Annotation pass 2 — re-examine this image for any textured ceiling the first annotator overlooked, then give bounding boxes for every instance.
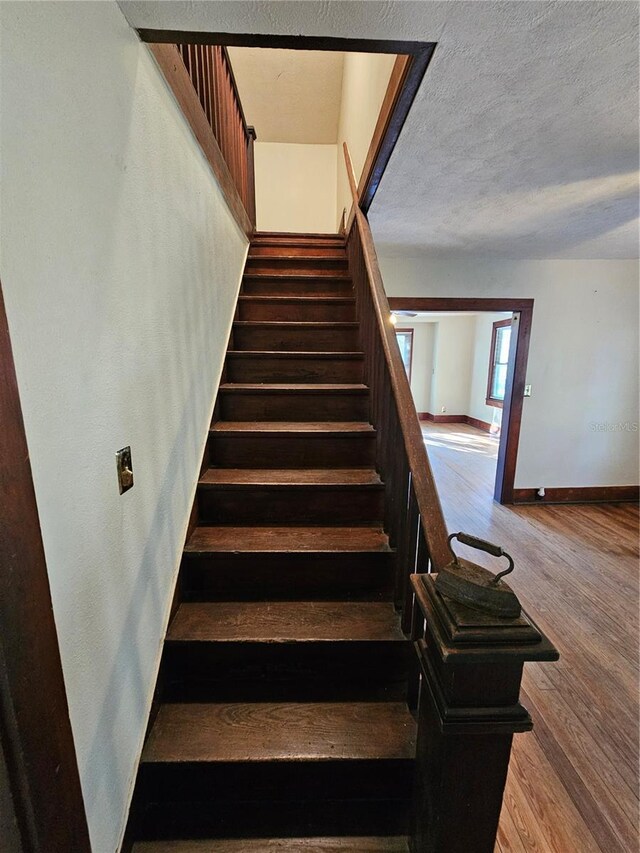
[120,1,640,258]
[227,48,344,143]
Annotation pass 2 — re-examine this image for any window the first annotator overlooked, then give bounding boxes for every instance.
[395,329,414,380]
[486,319,512,407]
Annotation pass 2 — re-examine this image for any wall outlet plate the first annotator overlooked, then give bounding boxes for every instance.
[116,446,134,494]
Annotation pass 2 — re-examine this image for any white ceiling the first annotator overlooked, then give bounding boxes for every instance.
[227,48,344,144]
[120,1,640,259]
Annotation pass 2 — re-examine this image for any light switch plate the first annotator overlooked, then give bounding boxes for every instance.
[524,384,532,397]
[116,446,134,494]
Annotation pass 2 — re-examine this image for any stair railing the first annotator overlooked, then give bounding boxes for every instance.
[342,143,450,631]
[343,142,558,853]
[177,44,256,228]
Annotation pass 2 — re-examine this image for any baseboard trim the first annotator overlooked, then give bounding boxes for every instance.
[513,486,640,505]
[465,415,493,433]
[419,413,493,433]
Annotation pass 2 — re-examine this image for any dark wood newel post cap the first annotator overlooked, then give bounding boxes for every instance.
[411,573,559,734]
[412,573,559,666]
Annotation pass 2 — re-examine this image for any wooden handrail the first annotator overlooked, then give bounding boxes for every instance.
[343,143,450,579]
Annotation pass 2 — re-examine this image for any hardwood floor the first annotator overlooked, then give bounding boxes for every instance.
[421,423,639,853]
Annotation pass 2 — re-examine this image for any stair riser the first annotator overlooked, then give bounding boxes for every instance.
[181,552,395,601]
[238,300,356,322]
[161,642,411,702]
[226,356,363,384]
[133,796,410,841]
[232,326,359,351]
[249,245,346,258]
[197,486,385,524]
[246,259,348,276]
[219,391,369,422]
[208,434,376,468]
[136,760,413,808]
[242,277,353,296]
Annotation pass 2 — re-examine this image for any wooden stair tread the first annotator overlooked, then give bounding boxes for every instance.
[253,231,343,239]
[233,322,358,328]
[211,421,374,433]
[185,526,391,554]
[133,838,409,852]
[247,255,346,262]
[219,383,368,393]
[199,469,382,487]
[142,701,416,763]
[238,296,355,303]
[226,351,364,359]
[167,602,404,643]
[244,273,349,280]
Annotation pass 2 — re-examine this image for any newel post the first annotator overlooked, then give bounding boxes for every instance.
[246,125,257,230]
[409,574,558,853]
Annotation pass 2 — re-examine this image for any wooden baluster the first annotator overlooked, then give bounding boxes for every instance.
[395,470,416,611]
[201,44,211,127]
[212,47,222,147]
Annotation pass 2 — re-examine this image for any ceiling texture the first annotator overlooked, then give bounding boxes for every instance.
[121,1,639,259]
[227,47,344,143]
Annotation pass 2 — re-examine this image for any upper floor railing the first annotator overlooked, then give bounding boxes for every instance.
[176,44,256,229]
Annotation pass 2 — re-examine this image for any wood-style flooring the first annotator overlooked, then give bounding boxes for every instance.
[421,422,639,853]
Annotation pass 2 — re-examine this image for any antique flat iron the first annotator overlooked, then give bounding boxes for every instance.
[435,531,521,618]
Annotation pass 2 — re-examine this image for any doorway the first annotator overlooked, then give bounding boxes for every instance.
[388,297,534,504]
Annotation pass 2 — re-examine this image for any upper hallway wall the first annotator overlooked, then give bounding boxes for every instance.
[255,142,338,232]
[0,3,248,851]
[336,52,396,226]
[378,255,639,490]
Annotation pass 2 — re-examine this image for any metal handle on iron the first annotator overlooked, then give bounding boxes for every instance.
[447,531,515,584]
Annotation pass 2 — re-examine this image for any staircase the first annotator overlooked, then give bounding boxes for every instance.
[129,232,415,852]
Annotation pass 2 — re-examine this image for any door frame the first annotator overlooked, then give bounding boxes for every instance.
[0,280,91,851]
[388,296,534,504]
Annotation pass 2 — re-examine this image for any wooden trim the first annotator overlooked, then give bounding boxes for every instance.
[344,144,450,570]
[466,415,493,433]
[357,55,410,206]
[419,413,494,433]
[389,297,534,313]
[421,413,466,424]
[148,43,252,237]
[359,48,434,213]
[388,297,534,505]
[394,326,414,381]
[497,308,532,504]
[0,280,91,852]
[138,31,434,55]
[513,486,639,504]
[486,318,511,408]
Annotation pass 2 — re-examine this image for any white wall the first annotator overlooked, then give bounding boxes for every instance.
[0,4,249,852]
[336,52,396,226]
[468,312,512,427]
[254,142,337,233]
[397,321,435,414]
[379,255,639,489]
[429,315,476,416]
